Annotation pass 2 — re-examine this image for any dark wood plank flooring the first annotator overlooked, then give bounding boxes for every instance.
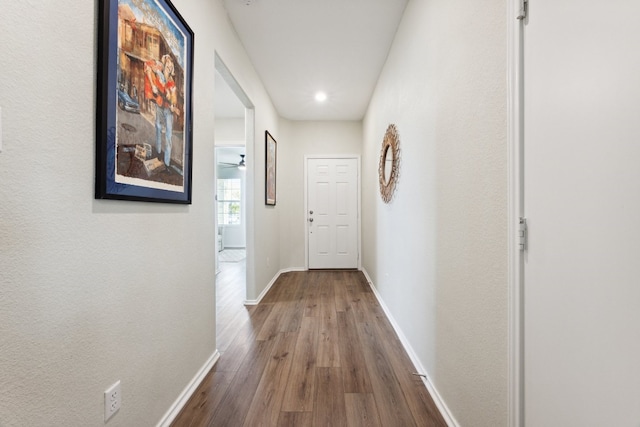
[172,266,446,427]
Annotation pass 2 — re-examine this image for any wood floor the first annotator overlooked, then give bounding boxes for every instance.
[172,263,446,427]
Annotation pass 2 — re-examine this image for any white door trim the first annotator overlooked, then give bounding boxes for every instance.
[304,155,361,270]
[507,1,524,426]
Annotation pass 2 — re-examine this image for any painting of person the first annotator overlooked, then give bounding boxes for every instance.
[144,54,180,170]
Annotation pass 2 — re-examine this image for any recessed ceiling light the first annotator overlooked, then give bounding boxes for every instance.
[315,92,327,102]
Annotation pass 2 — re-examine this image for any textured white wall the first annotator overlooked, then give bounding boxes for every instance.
[278,120,362,269]
[0,0,279,425]
[362,0,508,426]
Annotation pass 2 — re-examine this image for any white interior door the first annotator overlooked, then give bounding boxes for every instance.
[307,158,358,269]
[523,2,640,425]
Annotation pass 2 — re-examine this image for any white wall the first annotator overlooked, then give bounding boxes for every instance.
[278,120,362,269]
[362,0,508,426]
[214,118,245,146]
[0,0,279,425]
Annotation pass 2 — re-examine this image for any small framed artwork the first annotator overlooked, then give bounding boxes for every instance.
[265,131,277,206]
[96,0,194,203]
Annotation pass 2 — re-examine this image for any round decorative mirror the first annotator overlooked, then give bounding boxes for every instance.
[378,124,400,203]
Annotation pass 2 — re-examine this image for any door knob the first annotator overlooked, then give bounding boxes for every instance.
[309,210,314,215]
[309,218,314,223]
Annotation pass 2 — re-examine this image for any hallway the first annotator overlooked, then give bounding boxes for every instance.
[171,270,446,426]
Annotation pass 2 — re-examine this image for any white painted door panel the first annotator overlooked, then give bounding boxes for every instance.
[524,1,640,426]
[307,158,358,269]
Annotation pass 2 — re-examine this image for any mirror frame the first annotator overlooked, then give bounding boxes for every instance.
[378,124,400,203]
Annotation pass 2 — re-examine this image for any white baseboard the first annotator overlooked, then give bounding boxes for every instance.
[156,350,220,427]
[244,267,306,305]
[360,268,459,427]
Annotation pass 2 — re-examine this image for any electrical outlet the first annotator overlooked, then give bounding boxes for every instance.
[104,381,121,422]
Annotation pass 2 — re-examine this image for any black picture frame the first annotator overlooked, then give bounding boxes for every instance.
[96,0,194,203]
[265,131,277,206]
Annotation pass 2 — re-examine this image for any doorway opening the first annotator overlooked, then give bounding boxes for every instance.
[216,145,247,265]
[214,54,255,351]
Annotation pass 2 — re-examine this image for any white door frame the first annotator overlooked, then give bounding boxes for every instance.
[304,155,362,271]
[507,1,524,426]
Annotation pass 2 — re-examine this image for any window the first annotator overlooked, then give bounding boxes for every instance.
[217,179,241,225]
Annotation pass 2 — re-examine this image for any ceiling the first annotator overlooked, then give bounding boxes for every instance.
[221,0,408,121]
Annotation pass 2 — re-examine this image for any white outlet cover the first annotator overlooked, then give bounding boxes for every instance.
[104,380,121,422]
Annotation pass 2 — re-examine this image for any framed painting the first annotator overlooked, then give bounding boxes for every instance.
[96,0,194,203]
[265,131,277,206]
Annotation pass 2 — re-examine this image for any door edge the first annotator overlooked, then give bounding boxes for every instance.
[507,1,525,426]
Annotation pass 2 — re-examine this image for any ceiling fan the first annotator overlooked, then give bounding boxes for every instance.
[219,154,246,170]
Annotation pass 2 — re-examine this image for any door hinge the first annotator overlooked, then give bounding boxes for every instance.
[519,217,528,251]
[517,0,528,20]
